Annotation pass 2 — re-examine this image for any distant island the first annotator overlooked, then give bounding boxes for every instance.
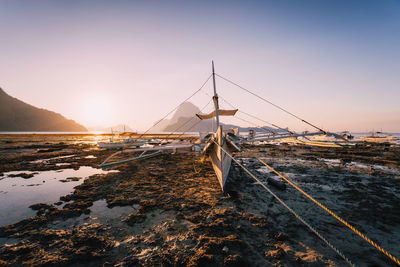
[0,88,87,132]
[152,101,286,133]
[152,102,213,132]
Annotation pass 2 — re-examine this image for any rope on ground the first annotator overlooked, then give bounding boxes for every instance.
[209,139,354,266]
[216,73,326,133]
[257,158,400,266]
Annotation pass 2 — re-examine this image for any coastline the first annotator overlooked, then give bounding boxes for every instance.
[0,135,399,266]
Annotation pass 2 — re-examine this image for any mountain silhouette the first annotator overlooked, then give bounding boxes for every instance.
[0,88,87,132]
[152,101,288,134]
[152,102,215,132]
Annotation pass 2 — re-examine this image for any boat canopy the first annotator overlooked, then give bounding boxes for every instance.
[196,109,238,120]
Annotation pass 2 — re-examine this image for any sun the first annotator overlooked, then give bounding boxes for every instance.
[82,96,114,127]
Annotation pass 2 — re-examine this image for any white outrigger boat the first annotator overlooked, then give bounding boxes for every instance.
[196,62,240,191]
[361,132,399,143]
[100,62,353,191]
[99,62,240,191]
[282,134,356,148]
[97,139,147,149]
[98,63,400,265]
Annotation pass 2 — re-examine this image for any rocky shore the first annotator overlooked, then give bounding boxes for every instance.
[0,135,399,266]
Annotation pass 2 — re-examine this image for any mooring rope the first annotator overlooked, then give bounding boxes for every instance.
[216,73,326,133]
[257,158,400,266]
[209,139,355,266]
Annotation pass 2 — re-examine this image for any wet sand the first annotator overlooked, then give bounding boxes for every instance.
[0,135,399,266]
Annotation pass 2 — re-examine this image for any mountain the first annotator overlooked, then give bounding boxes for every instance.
[151,101,286,133]
[0,88,87,132]
[152,102,215,132]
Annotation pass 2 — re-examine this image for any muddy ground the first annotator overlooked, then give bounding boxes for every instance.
[0,135,399,266]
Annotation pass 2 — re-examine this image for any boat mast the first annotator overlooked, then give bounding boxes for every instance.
[212,61,220,129]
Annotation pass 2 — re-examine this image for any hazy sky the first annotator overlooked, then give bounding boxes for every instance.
[1,0,399,132]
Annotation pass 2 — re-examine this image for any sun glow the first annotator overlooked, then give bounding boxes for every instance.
[82,96,114,127]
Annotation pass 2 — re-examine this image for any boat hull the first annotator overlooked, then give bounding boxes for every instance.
[204,126,238,192]
[97,141,146,149]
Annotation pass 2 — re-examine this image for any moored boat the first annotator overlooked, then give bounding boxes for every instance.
[361,132,398,143]
[197,61,240,191]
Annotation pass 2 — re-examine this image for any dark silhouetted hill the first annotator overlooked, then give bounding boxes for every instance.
[0,88,87,132]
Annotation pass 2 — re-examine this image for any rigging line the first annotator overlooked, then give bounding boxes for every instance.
[160,98,213,141]
[258,158,400,266]
[174,99,217,140]
[238,110,294,135]
[202,90,281,134]
[215,73,326,134]
[216,99,277,135]
[175,117,206,140]
[204,89,295,138]
[217,94,295,135]
[235,116,277,135]
[124,74,212,147]
[224,111,277,135]
[209,139,354,266]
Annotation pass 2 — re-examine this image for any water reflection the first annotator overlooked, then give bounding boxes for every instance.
[52,200,138,229]
[0,167,118,226]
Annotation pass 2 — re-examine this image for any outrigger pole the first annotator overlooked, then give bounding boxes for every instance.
[212,61,220,129]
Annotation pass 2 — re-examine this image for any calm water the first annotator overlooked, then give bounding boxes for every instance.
[0,167,118,226]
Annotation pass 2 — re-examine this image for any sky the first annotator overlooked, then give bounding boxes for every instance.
[1,0,399,132]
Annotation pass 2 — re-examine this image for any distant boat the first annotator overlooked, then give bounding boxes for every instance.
[96,62,400,266]
[361,132,399,143]
[97,140,147,149]
[97,129,159,149]
[100,62,352,190]
[286,135,356,148]
[341,131,354,140]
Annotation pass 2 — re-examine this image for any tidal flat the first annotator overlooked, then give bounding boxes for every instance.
[0,134,399,266]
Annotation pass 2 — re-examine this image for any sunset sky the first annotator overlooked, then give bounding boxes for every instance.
[1,0,399,132]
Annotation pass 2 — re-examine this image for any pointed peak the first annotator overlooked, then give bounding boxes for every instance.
[0,87,9,96]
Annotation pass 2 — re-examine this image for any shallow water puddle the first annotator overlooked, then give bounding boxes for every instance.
[51,200,138,229]
[0,237,19,246]
[0,167,118,226]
